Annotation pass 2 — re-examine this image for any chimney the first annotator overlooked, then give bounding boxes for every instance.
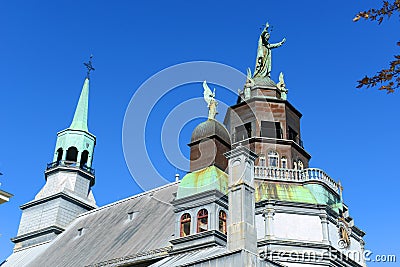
[224,145,258,253]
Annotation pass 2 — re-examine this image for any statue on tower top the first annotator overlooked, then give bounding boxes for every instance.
[203,81,218,120]
[253,22,286,79]
[277,72,288,100]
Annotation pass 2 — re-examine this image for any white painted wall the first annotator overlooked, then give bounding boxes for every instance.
[274,213,323,241]
[255,214,265,238]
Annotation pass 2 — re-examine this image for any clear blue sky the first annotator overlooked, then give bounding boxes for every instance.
[0,0,399,265]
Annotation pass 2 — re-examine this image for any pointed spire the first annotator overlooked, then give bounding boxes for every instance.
[70,78,90,132]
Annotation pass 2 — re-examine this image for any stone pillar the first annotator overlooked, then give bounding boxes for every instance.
[264,205,275,238]
[319,213,330,244]
[224,145,258,253]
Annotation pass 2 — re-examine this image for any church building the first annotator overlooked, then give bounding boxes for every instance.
[2,24,366,267]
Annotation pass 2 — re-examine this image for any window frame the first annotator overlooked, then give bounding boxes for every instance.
[219,210,227,234]
[180,213,191,237]
[268,151,279,167]
[196,209,209,233]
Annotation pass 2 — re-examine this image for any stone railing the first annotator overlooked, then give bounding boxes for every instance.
[46,160,95,175]
[254,166,339,193]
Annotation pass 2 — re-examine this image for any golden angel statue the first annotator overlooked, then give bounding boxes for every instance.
[203,81,218,119]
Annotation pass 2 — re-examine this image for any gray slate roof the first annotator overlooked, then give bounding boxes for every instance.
[149,247,228,267]
[4,182,179,267]
[1,242,51,267]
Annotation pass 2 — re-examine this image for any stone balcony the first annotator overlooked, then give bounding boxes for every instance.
[254,166,340,194]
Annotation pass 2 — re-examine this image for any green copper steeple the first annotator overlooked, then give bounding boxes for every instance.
[70,78,89,132]
[52,57,96,168]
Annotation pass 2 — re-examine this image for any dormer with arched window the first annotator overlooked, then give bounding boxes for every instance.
[219,210,227,234]
[197,209,208,233]
[180,213,191,237]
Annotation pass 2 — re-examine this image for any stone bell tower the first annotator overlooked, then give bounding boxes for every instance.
[224,22,310,170]
[12,61,97,250]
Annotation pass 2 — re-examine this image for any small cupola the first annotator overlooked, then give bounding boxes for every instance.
[188,81,231,173]
[189,118,231,172]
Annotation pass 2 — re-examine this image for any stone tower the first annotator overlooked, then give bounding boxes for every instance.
[225,75,310,170]
[11,75,97,250]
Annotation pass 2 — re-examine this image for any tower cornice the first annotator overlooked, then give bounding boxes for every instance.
[230,95,303,119]
[20,191,97,210]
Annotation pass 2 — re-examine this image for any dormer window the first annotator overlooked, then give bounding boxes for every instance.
[268,151,279,167]
[77,228,84,237]
[180,213,191,237]
[197,209,208,233]
[127,211,137,221]
[219,210,227,234]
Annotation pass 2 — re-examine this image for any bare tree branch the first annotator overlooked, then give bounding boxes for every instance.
[354,1,400,93]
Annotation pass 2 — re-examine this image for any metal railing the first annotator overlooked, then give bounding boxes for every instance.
[46,160,95,175]
[254,166,339,193]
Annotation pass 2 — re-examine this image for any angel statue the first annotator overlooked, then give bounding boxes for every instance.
[276,72,288,100]
[238,68,255,100]
[253,22,286,79]
[244,67,255,99]
[203,81,218,119]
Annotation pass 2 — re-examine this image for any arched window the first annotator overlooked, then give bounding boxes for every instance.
[268,151,279,167]
[66,147,78,162]
[298,160,304,170]
[56,148,63,162]
[293,160,297,170]
[219,210,227,234]
[180,213,191,237]
[80,150,89,168]
[281,156,287,169]
[197,209,208,233]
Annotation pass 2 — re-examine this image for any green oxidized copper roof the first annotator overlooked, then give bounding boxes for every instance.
[255,181,318,204]
[70,78,89,132]
[177,166,228,199]
[255,181,342,213]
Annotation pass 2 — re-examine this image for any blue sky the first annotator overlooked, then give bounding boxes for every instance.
[0,0,399,265]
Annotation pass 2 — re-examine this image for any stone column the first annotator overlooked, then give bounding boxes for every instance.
[224,145,258,253]
[264,205,275,238]
[319,213,330,244]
